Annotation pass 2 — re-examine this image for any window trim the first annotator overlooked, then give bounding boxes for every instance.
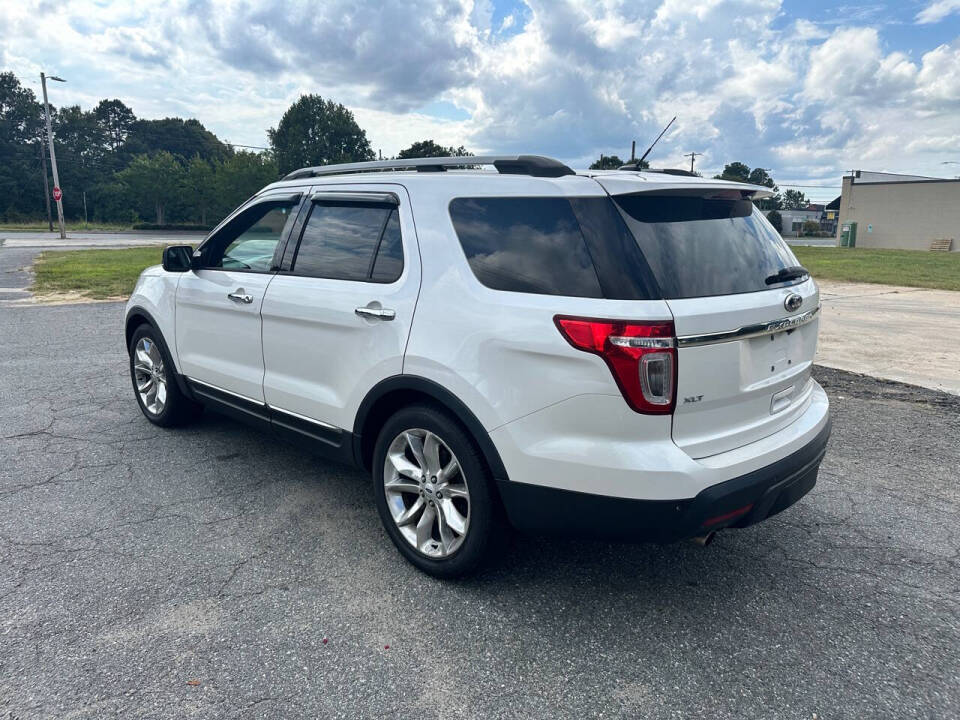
[282,199,405,284]
[310,190,399,206]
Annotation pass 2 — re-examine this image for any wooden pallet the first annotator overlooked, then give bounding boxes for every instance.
[930,238,953,252]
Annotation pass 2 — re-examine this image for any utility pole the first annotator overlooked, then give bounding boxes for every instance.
[40,72,66,239]
[38,139,53,231]
[684,151,703,174]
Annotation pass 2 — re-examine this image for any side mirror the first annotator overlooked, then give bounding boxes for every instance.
[162,245,193,272]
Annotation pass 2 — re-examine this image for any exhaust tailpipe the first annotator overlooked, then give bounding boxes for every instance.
[690,532,716,547]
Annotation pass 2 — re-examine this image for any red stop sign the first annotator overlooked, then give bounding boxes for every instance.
[52,186,62,202]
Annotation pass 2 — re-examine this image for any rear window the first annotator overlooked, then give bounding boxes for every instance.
[614,194,802,299]
[448,196,658,300]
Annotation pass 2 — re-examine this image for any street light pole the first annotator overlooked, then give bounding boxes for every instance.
[40,72,66,239]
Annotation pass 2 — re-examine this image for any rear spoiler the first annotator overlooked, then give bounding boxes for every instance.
[588,174,775,199]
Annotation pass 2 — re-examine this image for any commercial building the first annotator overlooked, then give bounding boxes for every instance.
[837,171,959,251]
[778,206,823,237]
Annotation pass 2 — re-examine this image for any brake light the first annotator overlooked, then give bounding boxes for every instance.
[554,316,677,414]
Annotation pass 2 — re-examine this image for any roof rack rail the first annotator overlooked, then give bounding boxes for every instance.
[282,155,575,181]
[617,163,699,177]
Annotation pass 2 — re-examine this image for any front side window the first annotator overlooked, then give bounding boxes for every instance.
[292,203,403,282]
[200,200,298,272]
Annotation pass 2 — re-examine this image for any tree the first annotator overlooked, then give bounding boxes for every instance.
[210,151,280,222]
[95,99,136,153]
[589,154,627,170]
[748,167,776,189]
[124,117,231,163]
[767,209,783,233]
[714,161,782,209]
[184,155,216,226]
[802,219,820,236]
[118,152,185,224]
[269,95,374,175]
[0,72,45,220]
[714,161,751,183]
[782,189,808,210]
[397,140,471,159]
[53,105,111,219]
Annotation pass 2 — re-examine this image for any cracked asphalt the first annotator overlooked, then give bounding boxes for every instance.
[1,301,958,719]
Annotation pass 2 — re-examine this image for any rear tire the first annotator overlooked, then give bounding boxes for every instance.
[128,324,201,427]
[372,404,504,578]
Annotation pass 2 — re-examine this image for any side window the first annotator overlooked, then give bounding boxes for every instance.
[201,200,298,272]
[292,203,404,283]
[448,197,603,297]
[371,210,403,282]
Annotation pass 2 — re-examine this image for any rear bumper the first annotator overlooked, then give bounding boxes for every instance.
[496,416,831,542]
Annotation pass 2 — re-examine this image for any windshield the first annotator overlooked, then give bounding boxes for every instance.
[613,193,803,299]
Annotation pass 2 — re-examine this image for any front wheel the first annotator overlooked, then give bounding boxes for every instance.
[372,404,504,578]
[129,324,201,427]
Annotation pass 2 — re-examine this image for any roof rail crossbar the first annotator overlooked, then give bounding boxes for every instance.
[282,155,575,180]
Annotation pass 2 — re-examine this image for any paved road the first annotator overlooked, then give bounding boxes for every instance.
[817,280,960,395]
[787,237,837,247]
[1,230,206,249]
[1,302,958,719]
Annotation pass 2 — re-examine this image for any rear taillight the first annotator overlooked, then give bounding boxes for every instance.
[554,316,677,414]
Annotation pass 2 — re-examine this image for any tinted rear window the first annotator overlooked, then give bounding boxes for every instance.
[448,196,658,299]
[614,194,802,299]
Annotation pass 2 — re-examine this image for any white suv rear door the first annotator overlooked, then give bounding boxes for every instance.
[260,184,420,432]
[607,186,821,458]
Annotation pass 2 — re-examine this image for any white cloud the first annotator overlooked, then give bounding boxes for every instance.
[803,28,917,102]
[915,0,960,24]
[916,43,960,102]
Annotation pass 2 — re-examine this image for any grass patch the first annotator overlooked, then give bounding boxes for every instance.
[31,246,165,300]
[793,247,960,292]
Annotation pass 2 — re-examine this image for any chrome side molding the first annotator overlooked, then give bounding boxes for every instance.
[677,305,820,348]
[270,404,340,431]
[186,377,341,431]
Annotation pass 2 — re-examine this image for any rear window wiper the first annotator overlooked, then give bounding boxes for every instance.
[765,265,809,285]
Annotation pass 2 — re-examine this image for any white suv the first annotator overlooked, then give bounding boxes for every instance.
[125,155,831,577]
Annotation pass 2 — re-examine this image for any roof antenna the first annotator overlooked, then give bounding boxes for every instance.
[636,116,676,167]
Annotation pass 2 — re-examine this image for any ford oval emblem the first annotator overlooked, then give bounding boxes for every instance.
[784,293,803,312]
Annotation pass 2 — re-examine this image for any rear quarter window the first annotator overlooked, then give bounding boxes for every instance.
[449,197,603,298]
[448,196,659,300]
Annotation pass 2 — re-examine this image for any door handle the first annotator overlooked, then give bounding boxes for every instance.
[355,306,396,321]
[227,291,254,304]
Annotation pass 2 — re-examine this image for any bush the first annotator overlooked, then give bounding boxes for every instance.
[767,209,783,233]
[131,222,212,231]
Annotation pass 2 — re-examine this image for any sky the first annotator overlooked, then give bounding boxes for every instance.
[3,0,959,202]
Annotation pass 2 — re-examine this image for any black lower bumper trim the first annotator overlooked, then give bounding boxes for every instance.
[496,417,831,543]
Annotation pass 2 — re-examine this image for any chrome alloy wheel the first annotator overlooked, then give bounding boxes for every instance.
[133,337,168,416]
[383,428,470,558]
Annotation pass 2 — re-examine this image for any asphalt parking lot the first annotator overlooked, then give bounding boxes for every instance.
[1,302,958,719]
